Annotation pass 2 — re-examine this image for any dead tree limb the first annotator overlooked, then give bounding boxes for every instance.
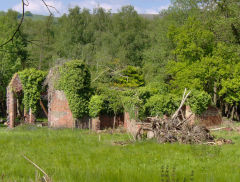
[40,100,48,117]
[172,88,191,120]
[23,155,51,182]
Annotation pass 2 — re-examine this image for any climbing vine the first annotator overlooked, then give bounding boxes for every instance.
[56,60,91,119]
[18,68,47,114]
[88,95,104,118]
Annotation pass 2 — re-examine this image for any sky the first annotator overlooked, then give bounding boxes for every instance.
[0,0,171,16]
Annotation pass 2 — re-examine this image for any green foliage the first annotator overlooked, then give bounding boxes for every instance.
[96,88,124,116]
[144,94,180,117]
[1,1,240,120]
[168,17,214,63]
[0,10,28,116]
[188,90,212,115]
[57,60,92,119]
[219,62,240,105]
[122,94,142,120]
[120,84,170,119]
[18,68,46,114]
[25,11,33,17]
[88,95,104,118]
[114,66,145,87]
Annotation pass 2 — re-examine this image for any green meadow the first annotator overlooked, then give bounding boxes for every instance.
[0,125,240,182]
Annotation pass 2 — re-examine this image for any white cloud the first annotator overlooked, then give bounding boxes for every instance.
[138,4,170,14]
[69,0,127,12]
[69,0,169,14]
[12,0,170,15]
[13,0,66,16]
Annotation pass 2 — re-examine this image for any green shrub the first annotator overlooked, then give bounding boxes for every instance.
[188,90,211,115]
[18,68,47,114]
[89,95,104,118]
[144,94,179,117]
[56,60,91,119]
[114,66,145,87]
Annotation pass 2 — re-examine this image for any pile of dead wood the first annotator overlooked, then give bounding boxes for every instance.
[150,117,214,144]
[145,89,214,144]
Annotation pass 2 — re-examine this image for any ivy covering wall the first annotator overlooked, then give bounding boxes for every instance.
[18,68,47,114]
[56,60,92,119]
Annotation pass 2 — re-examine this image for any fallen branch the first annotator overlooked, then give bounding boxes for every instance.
[22,155,51,182]
[210,127,227,131]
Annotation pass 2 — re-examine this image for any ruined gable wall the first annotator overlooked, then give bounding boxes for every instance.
[48,90,75,128]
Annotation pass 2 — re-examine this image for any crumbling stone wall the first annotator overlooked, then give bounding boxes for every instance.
[185,105,222,127]
[48,90,91,128]
[123,112,150,136]
[91,114,124,131]
[7,73,36,128]
[197,106,222,126]
[48,90,75,128]
[6,86,17,128]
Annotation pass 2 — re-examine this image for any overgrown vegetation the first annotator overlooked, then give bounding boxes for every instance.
[89,95,104,118]
[0,0,240,120]
[56,60,91,119]
[188,90,212,115]
[18,69,46,114]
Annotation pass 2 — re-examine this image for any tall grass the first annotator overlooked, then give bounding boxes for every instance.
[0,125,239,181]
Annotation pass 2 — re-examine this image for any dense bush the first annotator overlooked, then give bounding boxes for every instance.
[88,95,104,118]
[90,87,124,116]
[56,60,91,119]
[188,90,212,115]
[144,94,179,117]
[18,68,47,114]
[114,66,145,87]
[121,85,169,120]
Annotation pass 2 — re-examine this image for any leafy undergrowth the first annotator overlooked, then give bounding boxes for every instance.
[0,125,240,181]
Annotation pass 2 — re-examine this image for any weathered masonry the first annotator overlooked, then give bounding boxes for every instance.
[7,72,222,130]
[7,73,35,128]
[48,90,90,128]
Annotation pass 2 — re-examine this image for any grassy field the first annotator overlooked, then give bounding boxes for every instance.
[0,125,240,182]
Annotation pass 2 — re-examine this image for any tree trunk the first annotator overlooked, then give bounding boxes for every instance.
[113,115,116,129]
[225,103,228,117]
[213,82,217,105]
[231,105,235,121]
[235,105,239,121]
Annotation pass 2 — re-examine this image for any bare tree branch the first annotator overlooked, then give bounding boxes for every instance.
[0,0,26,48]
[0,0,59,48]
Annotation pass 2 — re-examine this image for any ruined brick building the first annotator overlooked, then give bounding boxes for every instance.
[7,73,36,128]
[7,72,222,131]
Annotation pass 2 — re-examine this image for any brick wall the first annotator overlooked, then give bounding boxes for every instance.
[6,86,16,128]
[91,114,124,131]
[48,90,75,128]
[10,74,22,92]
[7,74,36,127]
[185,105,222,127]
[197,106,222,126]
[123,112,152,136]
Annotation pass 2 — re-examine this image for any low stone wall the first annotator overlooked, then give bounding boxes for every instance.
[197,106,222,126]
[91,114,124,131]
[124,112,152,136]
[185,105,222,127]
